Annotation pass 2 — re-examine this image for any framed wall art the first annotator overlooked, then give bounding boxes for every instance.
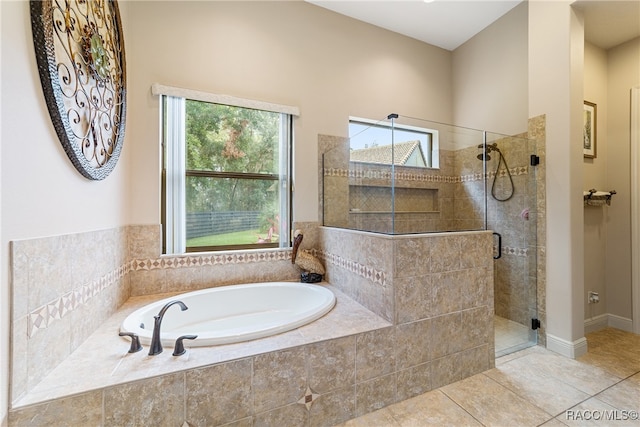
[583,100,597,159]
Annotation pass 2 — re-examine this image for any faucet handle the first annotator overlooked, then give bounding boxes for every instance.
[119,332,143,353]
[173,335,198,356]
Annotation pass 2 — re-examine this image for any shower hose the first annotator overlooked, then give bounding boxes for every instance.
[490,151,515,201]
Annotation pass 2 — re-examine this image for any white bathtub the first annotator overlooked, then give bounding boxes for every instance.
[120,282,336,347]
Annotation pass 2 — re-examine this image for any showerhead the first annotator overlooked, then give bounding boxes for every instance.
[476,143,500,161]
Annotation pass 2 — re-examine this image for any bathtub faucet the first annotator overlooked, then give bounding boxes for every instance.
[148,300,188,356]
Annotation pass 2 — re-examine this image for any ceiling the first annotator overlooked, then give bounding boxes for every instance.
[574,0,640,50]
[306,0,640,51]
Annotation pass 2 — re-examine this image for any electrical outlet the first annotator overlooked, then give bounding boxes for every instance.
[588,291,600,304]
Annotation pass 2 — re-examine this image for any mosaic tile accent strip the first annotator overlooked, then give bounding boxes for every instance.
[27,249,293,338]
[27,263,131,339]
[494,245,530,257]
[130,249,292,271]
[28,306,48,337]
[324,167,457,183]
[324,165,529,184]
[314,249,387,286]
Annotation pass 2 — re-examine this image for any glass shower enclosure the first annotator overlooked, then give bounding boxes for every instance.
[322,114,539,356]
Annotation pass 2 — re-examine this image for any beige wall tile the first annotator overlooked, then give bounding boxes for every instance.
[10,241,30,321]
[395,319,431,370]
[128,224,162,259]
[355,374,396,417]
[459,346,490,379]
[104,373,185,426]
[396,362,432,401]
[309,386,356,427]
[355,327,395,382]
[308,336,356,394]
[429,271,464,316]
[26,316,70,392]
[429,313,462,359]
[8,390,102,427]
[460,307,492,350]
[253,347,307,414]
[429,236,461,273]
[394,275,432,324]
[430,354,462,389]
[10,317,27,405]
[254,403,308,427]
[394,238,430,278]
[185,359,252,426]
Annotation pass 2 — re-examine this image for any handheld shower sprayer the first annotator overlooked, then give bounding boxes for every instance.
[477,143,514,201]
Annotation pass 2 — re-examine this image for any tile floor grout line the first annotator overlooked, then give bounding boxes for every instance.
[437,385,495,427]
[476,371,557,420]
[536,365,640,421]
[481,370,568,423]
[335,328,640,427]
[487,354,616,420]
[587,368,640,406]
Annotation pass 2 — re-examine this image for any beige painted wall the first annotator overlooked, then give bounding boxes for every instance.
[606,37,640,321]
[4,0,628,420]
[0,1,134,421]
[529,1,586,350]
[583,37,640,326]
[452,2,529,136]
[125,1,453,225]
[1,1,454,420]
[583,42,609,321]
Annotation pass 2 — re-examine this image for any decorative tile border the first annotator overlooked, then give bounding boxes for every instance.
[324,167,457,183]
[131,249,291,271]
[495,245,530,257]
[314,249,387,286]
[27,263,130,338]
[27,249,293,338]
[324,165,529,184]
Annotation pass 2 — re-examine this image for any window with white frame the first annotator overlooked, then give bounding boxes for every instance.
[155,85,296,254]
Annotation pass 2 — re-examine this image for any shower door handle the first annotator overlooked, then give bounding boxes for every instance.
[493,232,502,259]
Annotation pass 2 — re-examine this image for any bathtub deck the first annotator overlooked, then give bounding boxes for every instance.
[13,284,391,408]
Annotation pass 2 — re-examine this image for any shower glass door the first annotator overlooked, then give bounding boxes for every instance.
[484,132,538,357]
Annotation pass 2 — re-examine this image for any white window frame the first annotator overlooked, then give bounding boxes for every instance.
[153,84,298,254]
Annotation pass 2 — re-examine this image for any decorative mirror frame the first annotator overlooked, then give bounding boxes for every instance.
[30,0,127,180]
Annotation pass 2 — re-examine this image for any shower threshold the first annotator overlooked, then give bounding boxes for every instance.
[495,315,536,357]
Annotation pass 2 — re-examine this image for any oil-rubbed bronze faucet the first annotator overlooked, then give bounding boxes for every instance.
[148,300,188,356]
[173,334,198,356]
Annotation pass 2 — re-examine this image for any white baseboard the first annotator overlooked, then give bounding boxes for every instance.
[584,314,609,334]
[608,314,633,332]
[546,334,588,359]
[584,313,633,334]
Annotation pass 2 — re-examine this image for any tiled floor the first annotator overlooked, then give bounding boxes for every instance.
[336,328,640,426]
[495,315,535,357]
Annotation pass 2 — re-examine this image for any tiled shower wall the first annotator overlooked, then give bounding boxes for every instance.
[319,121,547,343]
[11,226,131,405]
[320,134,476,234]
[10,225,495,426]
[319,226,496,386]
[9,223,303,406]
[529,114,547,346]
